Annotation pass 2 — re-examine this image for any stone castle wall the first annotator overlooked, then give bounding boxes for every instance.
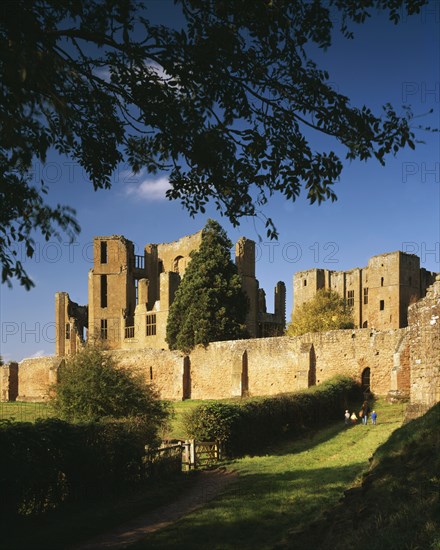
[408,276,440,407]
[16,357,63,402]
[7,328,410,402]
[5,277,439,405]
[0,362,18,401]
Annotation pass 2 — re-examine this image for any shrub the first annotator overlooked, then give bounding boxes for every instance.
[183,376,362,456]
[0,416,167,518]
[183,402,241,444]
[49,346,170,435]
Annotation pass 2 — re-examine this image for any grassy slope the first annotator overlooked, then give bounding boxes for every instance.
[283,402,440,550]
[131,400,406,550]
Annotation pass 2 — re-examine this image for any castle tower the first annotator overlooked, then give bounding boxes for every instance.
[55,292,87,356]
[88,236,138,349]
[236,237,259,337]
[366,252,421,329]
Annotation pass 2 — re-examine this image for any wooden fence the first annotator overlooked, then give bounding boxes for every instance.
[157,439,222,470]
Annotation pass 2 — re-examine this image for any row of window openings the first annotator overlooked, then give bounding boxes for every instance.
[303,276,413,288]
[348,290,384,311]
[98,315,157,340]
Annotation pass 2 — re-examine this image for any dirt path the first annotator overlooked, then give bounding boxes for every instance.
[73,468,238,549]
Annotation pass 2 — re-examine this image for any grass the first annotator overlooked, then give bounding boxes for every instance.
[0,401,50,422]
[5,398,437,549]
[130,399,406,549]
[163,399,208,440]
[285,401,440,550]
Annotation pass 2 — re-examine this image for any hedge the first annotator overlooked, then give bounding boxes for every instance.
[184,376,363,455]
[0,417,179,518]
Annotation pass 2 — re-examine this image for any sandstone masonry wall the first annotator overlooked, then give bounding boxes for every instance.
[0,362,18,402]
[17,356,62,402]
[12,278,440,406]
[408,275,440,407]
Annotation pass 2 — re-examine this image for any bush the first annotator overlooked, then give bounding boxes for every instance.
[183,376,362,456]
[49,346,170,435]
[0,416,167,519]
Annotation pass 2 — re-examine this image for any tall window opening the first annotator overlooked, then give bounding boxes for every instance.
[380,300,385,311]
[100,241,107,264]
[100,319,108,339]
[173,255,184,274]
[65,323,71,340]
[381,277,384,287]
[146,314,157,336]
[363,287,369,304]
[100,275,108,308]
[347,290,354,307]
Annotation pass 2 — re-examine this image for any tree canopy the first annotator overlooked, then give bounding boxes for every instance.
[166,219,248,352]
[1,0,430,288]
[287,288,354,336]
[49,346,170,428]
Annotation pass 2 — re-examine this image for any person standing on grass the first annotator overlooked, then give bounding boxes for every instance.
[344,410,350,425]
[350,412,357,424]
[371,410,377,425]
[360,400,370,425]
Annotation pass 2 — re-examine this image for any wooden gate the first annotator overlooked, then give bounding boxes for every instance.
[182,440,221,470]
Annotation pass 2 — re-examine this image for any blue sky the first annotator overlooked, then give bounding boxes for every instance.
[1,1,439,362]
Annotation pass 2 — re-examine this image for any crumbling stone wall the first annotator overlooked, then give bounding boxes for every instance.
[16,276,440,405]
[15,328,408,402]
[0,362,18,402]
[408,275,440,408]
[109,348,184,400]
[293,251,437,331]
[17,357,62,402]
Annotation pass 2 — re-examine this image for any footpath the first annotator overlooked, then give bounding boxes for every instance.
[72,468,238,549]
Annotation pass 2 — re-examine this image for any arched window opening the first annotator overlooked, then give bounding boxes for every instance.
[173,255,184,274]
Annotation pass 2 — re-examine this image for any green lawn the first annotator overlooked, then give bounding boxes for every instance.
[131,400,406,550]
[162,399,207,440]
[0,401,50,422]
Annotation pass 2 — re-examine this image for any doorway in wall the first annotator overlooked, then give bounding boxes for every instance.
[361,367,371,394]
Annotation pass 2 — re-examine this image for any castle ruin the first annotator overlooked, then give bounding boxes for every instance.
[293,251,436,330]
[55,230,286,356]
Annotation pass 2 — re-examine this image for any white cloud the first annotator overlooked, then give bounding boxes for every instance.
[125,176,172,201]
[29,350,46,359]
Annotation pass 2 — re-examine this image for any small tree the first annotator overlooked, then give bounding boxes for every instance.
[166,219,249,353]
[49,347,170,431]
[287,289,354,336]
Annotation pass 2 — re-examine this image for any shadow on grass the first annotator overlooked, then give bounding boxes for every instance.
[240,420,357,458]
[129,462,367,550]
[0,472,201,550]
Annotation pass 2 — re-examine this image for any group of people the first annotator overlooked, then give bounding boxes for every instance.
[345,401,377,426]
